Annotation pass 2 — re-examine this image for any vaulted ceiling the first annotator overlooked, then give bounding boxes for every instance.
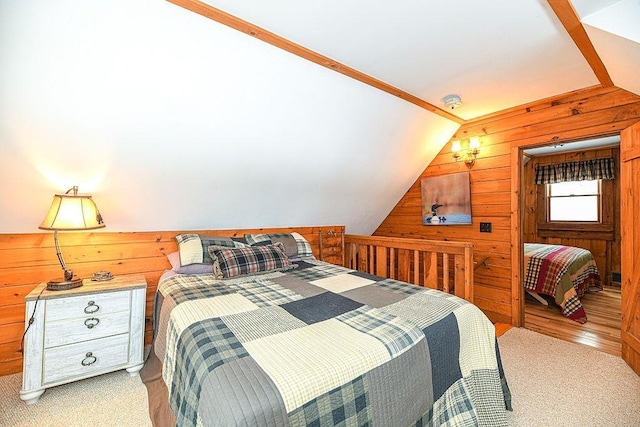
[0,1,637,235]
[177,0,640,121]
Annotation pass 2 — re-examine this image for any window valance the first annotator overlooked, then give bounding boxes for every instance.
[534,157,615,185]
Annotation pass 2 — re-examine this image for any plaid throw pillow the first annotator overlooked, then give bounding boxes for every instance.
[208,242,296,279]
[244,232,314,259]
[176,234,248,266]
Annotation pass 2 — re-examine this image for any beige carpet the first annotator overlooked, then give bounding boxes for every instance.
[0,328,638,426]
[499,327,640,426]
[0,370,151,427]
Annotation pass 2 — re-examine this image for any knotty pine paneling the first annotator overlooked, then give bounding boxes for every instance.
[0,225,344,376]
[522,148,621,286]
[375,86,640,324]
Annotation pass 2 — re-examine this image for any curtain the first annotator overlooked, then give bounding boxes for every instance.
[534,157,615,184]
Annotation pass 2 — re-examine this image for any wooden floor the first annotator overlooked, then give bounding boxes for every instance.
[524,285,622,356]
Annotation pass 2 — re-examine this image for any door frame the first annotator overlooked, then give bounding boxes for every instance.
[510,132,621,327]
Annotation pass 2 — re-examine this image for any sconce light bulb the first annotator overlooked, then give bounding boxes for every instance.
[451,140,462,153]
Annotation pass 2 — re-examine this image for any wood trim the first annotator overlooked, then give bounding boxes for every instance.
[166,0,464,124]
[494,323,513,337]
[511,146,524,326]
[547,0,614,87]
[536,229,613,240]
[622,331,640,356]
[536,223,614,233]
[345,234,473,252]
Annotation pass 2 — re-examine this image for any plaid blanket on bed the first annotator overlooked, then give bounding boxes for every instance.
[152,259,510,426]
[524,243,602,323]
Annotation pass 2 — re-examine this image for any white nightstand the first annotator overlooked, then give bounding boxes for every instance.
[20,273,147,404]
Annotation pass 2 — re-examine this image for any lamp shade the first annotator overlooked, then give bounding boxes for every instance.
[39,192,105,231]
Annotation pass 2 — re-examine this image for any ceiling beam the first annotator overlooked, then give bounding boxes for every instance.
[547,0,614,87]
[167,0,464,124]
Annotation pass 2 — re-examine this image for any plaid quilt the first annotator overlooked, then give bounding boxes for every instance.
[524,243,602,323]
[150,259,511,426]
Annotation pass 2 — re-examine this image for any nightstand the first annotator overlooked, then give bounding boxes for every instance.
[20,273,147,404]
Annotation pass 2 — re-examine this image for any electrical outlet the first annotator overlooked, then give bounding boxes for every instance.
[479,222,492,233]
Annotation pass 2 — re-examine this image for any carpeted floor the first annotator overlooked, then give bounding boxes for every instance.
[0,328,638,426]
[0,370,151,427]
[499,327,640,426]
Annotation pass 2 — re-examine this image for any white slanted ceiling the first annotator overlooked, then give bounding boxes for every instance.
[0,0,457,235]
[1,0,638,236]
[573,0,640,95]
[199,0,601,120]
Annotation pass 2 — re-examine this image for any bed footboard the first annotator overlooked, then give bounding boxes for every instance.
[343,235,474,303]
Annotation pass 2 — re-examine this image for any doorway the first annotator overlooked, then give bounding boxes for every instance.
[516,136,622,355]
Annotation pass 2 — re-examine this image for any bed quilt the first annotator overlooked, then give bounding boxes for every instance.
[524,243,602,323]
[146,259,511,427]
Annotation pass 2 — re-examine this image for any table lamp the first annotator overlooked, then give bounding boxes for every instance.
[39,186,105,290]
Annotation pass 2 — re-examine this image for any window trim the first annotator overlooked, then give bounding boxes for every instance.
[536,178,614,240]
[546,180,601,223]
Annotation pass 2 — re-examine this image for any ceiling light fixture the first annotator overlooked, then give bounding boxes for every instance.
[442,94,462,110]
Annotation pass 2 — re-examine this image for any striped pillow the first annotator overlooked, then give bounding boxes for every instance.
[208,242,296,279]
[176,234,248,266]
[244,232,314,259]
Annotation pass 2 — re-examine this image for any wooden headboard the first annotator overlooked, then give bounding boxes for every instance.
[0,225,345,376]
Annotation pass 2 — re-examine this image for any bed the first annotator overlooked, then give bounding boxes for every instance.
[142,232,511,426]
[524,243,602,323]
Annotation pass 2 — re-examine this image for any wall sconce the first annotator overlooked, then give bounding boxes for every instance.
[451,136,481,168]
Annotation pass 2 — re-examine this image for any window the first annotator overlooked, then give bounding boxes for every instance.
[547,180,600,222]
[533,155,616,240]
[536,177,614,240]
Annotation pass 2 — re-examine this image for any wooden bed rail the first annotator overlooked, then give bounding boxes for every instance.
[343,235,474,303]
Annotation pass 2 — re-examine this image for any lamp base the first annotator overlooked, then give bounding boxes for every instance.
[46,278,83,291]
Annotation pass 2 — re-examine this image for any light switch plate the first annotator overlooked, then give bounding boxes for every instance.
[480,222,492,233]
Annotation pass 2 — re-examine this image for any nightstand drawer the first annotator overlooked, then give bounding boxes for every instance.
[46,290,131,322]
[21,274,147,404]
[44,311,131,348]
[43,333,130,384]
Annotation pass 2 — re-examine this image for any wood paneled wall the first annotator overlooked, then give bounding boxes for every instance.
[0,225,344,376]
[375,86,640,324]
[523,148,621,286]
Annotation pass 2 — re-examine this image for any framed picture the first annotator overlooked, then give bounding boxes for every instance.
[421,172,472,225]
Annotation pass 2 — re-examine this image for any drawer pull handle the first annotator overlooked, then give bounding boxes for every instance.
[81,352,97,366]
[84,301,100,314]
[84,317,100,329]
